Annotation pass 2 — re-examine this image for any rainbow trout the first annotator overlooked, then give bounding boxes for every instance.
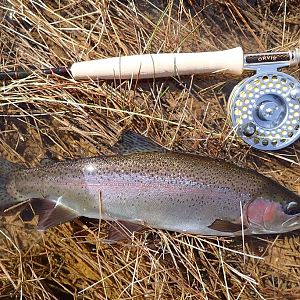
[0,131,300,239]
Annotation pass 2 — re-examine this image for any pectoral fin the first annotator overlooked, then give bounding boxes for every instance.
[106,220,147,243]
[25,198,79,230]
[208,219,247,233]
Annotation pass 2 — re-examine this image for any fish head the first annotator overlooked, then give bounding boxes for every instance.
[246,188,300,234]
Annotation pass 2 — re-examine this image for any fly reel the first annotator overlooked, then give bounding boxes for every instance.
[229,50,300,150]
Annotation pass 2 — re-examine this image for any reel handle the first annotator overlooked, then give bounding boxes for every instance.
[70,47,244,80]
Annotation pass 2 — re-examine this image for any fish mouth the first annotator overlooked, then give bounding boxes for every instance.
[281,214,300,228]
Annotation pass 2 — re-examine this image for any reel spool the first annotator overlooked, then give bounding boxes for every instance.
[229,63,300,150]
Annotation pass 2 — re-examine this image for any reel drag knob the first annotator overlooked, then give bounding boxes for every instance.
[229,72,300,150]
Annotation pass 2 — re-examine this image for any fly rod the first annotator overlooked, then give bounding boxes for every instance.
[1,47,300,151]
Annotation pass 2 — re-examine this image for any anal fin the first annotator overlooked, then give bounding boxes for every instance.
[106,220,147,244]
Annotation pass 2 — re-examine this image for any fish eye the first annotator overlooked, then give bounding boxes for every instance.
[284,201,300,215]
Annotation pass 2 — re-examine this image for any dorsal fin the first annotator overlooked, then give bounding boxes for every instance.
[40,158,56,166]
[112,131,166,155]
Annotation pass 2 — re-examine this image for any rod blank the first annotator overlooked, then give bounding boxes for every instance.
[0,67,70,81]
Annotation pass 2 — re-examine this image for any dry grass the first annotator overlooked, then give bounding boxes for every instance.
[0,0,300,299]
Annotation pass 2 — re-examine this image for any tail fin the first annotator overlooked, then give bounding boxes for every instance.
[0,158,20,215]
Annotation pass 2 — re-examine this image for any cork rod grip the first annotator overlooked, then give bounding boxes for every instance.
[70,47,244,80]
